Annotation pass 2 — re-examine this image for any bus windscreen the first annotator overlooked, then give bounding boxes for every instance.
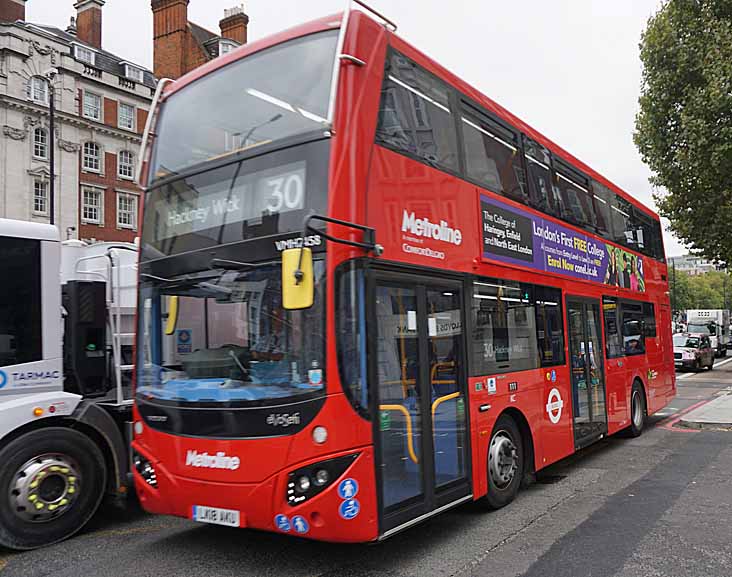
[149,30,338,182]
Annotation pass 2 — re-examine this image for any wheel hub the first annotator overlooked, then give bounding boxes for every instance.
[489,431,518,489]
[10,454,81,523]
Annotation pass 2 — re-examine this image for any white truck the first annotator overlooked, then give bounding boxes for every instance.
[686,309,730,358]
[0,218,137,550]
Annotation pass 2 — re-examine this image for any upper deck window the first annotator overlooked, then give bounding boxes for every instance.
[461,105,528,204]
[376,50,459,173]
[150,30,338,182]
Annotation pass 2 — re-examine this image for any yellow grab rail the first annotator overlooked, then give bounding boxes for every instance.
[379,404,419,465]
[431,392,460,420]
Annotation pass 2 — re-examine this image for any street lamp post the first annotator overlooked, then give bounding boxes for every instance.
[44,68,58,226]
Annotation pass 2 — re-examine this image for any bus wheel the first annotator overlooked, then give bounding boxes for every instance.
[627,382,646,438]
[483,414,523,510]
[0,427,106,550]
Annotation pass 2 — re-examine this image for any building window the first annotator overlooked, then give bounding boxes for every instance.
[117,192,138,229]
[33,180,48,215]
[83,142,101,172]
[82,186,103,224]
[219,40,237,56]
[74,44,96,65]
[124,64,144,83]
[83,92,102,121]
[118,103,135,131]
[118,150,134,179]
[28,76,49,105]
[33,128,48,160]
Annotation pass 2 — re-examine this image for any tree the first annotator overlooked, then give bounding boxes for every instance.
[669,268,730,311]
[635,1,732,266]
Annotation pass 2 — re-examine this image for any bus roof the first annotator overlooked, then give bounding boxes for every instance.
[0,218,59,242]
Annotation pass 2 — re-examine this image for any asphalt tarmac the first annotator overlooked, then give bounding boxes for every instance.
[2,362,731,577]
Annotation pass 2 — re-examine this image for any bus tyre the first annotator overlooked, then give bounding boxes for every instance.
[627,383,646,438]
[482,414,523,510]
[0,427,106,551]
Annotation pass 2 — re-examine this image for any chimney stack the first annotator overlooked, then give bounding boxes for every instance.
[151,0,189,79]
[0,0,26,23]
[74,0,104,49]
[220,4,248,46]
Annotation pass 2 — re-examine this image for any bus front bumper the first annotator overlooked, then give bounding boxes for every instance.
[131,442,379,543]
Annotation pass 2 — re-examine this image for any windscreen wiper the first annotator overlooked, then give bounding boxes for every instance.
[209,258,266,271]
[140,270,222,287]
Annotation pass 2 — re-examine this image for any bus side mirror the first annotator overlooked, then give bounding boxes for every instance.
[165,295,179,335]
[282,248,313,310]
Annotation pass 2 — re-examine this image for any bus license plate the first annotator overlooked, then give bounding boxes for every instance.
[192,505,240,527]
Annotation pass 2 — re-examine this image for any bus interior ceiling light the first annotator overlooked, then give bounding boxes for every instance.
[246,88,327,124]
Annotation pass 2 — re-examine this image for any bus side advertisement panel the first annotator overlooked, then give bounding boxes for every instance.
[479,195,646,293]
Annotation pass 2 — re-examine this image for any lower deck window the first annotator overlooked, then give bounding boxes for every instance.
[471,279,564,375]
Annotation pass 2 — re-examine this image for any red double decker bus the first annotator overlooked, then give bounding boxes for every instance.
[132,2,675,542]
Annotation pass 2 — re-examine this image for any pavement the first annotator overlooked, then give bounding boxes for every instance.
[677,355,732,430]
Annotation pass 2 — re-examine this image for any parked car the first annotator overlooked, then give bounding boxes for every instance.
[673,333,715,371]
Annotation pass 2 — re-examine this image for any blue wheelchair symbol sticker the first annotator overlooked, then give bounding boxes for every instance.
[274,514,291,532]
[339,498,360,520]
[0,370,6,389]
[337,478,359,499]
[551,369,557,383]
[292,515,309,534]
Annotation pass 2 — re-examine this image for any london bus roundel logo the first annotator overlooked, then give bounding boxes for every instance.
[546,388,564,424]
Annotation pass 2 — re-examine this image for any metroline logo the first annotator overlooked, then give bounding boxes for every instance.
[401,211,463,246]
[185,450,240,470]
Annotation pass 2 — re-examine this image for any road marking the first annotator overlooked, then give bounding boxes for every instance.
[657,399,711,432]
[677,355,732,380]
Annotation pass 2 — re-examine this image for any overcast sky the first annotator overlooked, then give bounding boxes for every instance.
[27,0,685,256]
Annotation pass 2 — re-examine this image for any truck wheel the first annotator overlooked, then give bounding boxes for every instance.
[0,427,106,550]
[482,414,523,510]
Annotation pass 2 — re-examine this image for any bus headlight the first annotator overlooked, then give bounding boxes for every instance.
[286,453,358,506]
[133,450,158,488]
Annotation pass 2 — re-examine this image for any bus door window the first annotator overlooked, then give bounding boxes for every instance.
[374,284,423,509]
[568,306,587,420]
[585,304,607,426]
[426,288,466,488]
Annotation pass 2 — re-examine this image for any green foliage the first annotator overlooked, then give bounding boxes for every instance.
[635,1,732,265]
[670,269,731,310]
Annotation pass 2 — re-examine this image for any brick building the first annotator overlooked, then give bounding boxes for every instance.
[0,0,155,243]
[152,0,249,80]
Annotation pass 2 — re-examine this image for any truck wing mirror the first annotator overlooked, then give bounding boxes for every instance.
[282,248,314,310]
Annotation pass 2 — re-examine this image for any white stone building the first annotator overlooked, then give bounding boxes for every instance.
[0,0,153,243]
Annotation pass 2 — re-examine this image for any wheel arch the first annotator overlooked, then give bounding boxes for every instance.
[500,407,536,482]
[0,408,125,497]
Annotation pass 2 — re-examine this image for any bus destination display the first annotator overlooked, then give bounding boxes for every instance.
[480,194,645,292]
[153,161,307,241]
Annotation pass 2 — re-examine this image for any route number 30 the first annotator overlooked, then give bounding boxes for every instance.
[265,173,304,213]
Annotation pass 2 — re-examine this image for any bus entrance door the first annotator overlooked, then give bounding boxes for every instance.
[370,274,471,536]
[566,297,608,449]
